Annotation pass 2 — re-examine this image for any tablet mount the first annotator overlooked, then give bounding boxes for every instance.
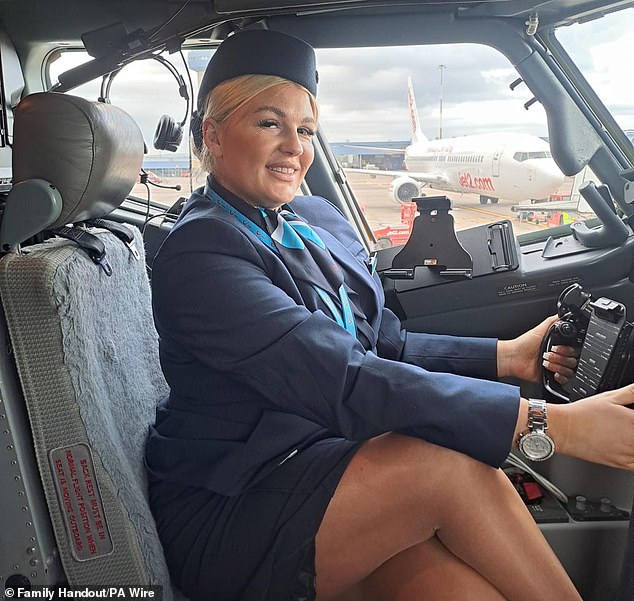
[389,196,473,279]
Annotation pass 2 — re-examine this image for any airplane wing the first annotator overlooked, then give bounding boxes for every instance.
[511,199,581,212]
[345,167,450,185]
[341,144,406,154]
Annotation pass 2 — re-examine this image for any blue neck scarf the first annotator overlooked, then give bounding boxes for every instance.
[205,179,373,343]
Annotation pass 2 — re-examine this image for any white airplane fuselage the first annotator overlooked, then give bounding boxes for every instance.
[403,132,564,203]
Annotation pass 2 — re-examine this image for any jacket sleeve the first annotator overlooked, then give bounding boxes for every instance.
[153,218,520,468]
[375,307,499,380]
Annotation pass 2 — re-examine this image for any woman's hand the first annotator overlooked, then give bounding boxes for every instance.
[497,315,577,383]
[548,384,634,471]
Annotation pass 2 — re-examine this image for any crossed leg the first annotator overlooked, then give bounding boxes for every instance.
[315,433,581,601]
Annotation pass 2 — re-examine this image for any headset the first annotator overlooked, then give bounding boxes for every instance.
[151,54,190,152]
[99,53,190,152]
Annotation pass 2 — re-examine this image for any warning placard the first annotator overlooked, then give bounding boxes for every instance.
[49,443,113,561]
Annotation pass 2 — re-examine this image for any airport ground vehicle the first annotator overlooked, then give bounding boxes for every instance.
[372,202,417,248]
[0,1,633,600]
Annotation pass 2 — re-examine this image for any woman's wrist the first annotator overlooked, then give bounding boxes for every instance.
[497,339,514,379]
[545,402,572,457]
[513,397,529,446]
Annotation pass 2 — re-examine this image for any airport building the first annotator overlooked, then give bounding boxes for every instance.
[330,141,407,170]
[143,140,409,178]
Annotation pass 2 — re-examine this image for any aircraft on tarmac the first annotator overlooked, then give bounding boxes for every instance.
[347,78,565,205]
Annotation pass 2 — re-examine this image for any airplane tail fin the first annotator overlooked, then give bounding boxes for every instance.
[407,77,427,144]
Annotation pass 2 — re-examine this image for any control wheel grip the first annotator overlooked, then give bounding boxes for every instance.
[542,322,583,402]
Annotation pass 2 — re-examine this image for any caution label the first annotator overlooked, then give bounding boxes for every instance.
[496,282,537,297]
[49,443,113,561]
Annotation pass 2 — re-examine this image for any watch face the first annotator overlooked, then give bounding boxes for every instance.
[519,432,555,461]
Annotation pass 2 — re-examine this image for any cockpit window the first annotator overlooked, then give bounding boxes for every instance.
[556,9,634,151]
[45,25,631,246]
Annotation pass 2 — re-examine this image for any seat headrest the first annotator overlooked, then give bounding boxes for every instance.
[12,92,144,227]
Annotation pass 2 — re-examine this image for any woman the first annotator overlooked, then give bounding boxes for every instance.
[146,29,634,601]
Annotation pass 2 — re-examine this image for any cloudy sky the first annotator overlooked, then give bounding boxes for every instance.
[316,44,543,141]
[51,7,633,151]
[315,9,633,142]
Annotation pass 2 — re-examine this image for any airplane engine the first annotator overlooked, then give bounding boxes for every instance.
[390,176,421,204]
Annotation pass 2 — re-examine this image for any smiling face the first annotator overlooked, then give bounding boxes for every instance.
[203,82,316,210]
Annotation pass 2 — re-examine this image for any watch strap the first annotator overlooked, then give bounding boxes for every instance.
[527,398,548,435]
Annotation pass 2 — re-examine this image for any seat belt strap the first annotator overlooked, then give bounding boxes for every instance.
[86,218,140,261]
[49,225,113,276]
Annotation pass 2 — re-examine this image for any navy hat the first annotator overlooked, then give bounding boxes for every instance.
[191,29,318,150]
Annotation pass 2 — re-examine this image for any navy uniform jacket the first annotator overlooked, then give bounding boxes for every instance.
[145,180,520,497]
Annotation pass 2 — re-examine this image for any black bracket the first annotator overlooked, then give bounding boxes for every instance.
[385,196,473,279]
[569,182,630,248]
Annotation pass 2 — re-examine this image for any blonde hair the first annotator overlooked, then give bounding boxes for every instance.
[194,74,318,174]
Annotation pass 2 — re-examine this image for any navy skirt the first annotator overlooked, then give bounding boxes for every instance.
[149,437,361,601]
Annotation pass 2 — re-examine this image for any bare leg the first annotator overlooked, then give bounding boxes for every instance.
[330,537,508,601]
[315,433,581,601]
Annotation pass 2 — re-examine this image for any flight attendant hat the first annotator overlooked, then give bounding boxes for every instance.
[191,29,318,150]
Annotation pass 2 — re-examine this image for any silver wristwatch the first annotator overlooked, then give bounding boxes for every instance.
[517,398,555,462]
